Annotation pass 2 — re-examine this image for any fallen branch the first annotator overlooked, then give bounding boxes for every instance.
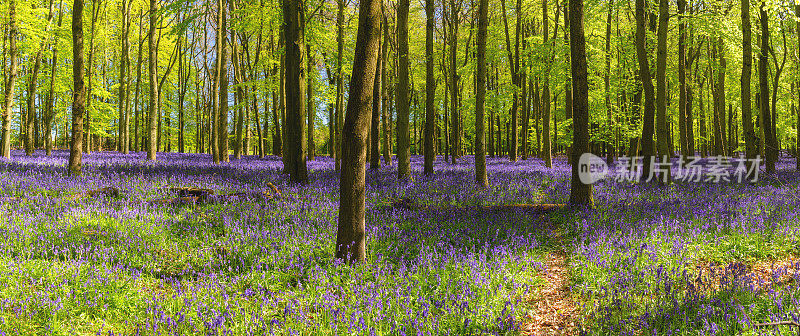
[753,320,800,336]
[67,186,121,201]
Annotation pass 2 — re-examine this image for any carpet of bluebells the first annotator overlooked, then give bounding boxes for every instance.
[0,150,798,335]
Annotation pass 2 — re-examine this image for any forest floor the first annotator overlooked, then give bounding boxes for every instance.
[1,151,800,335]
[520,226,579,336]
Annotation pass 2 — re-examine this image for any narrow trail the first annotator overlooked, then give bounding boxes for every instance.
[520,229,579,335]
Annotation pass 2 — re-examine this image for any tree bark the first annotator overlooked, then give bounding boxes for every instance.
[147,0,158,161]
[635,0,656,182]
[396,0,411,178]
[45,2,64,156]
[335,0,382,264]
[568,0,592,207]
[655,0,670,183]
[474,0,489,187]
[423,0,436,174]
[370,19,383,170]
[759,2,776,173]
[542,0,552,167]
[69,0,86,175]
[218,0,230,162]
[283,0,308,183]
[2,0,19,159]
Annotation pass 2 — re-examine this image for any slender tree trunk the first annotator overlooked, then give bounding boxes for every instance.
[336,0,382,264]
[218,0,230,163]
[25,0,56,155]
[370,19,383,170]
[475,0,488,187]
[2,0,19,159]
[422,0,436,173]
[334,0,345,170]
[542,0,552,167]
[760,3,776,173]
[449,0,459,164]
[132,8,144,153]
[678,0,688,157]
[307,46,316,160]
[635,0,656,181]
[146,0,158,160]
[796,4,800,170]
[396,0,411,178]
[119,0,131,154]
[604,0,613,164]
[381,17,391,166]
[45,3,64,156]
[69,0,86,175]
[655,0,670,183]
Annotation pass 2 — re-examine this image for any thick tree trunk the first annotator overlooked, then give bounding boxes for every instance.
[69,0,86,175]
[335,0,382,264]
[283,0,308,183]
[396,0,411,178]
[569,0,592,207]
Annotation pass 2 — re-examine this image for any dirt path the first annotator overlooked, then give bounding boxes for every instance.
[520,230,579,335]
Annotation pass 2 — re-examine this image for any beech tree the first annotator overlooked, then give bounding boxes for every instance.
[335,0,383,263]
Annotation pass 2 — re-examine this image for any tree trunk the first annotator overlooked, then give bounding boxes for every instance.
[635,0,656,182]
[218,0,230,163]
[655,0,670,184]
[678,0,688,157]
[370,20,383,170]
[147,0,158,161]
[604,0,613,164]
[336,0,382,264]
[423,0,436,174]
[307,46,316,160]
[475,0,489,187]
[449,0,459,164]
[69,0,86,175]
[542,0,552,167]
[334,0,345,170]
[282,0,308,183]
[760,3,776,173]
[119,0,131,154]
[1,0,19,159]
[569,0,592,207]
[381,17,391,166]
[396,0,411,178]
[132,8,144,153]
[45,3,64,156]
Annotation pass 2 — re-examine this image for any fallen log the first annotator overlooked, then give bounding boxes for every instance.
[67,186,121,201]
[148,186,281,206]
[380,197,566,213]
